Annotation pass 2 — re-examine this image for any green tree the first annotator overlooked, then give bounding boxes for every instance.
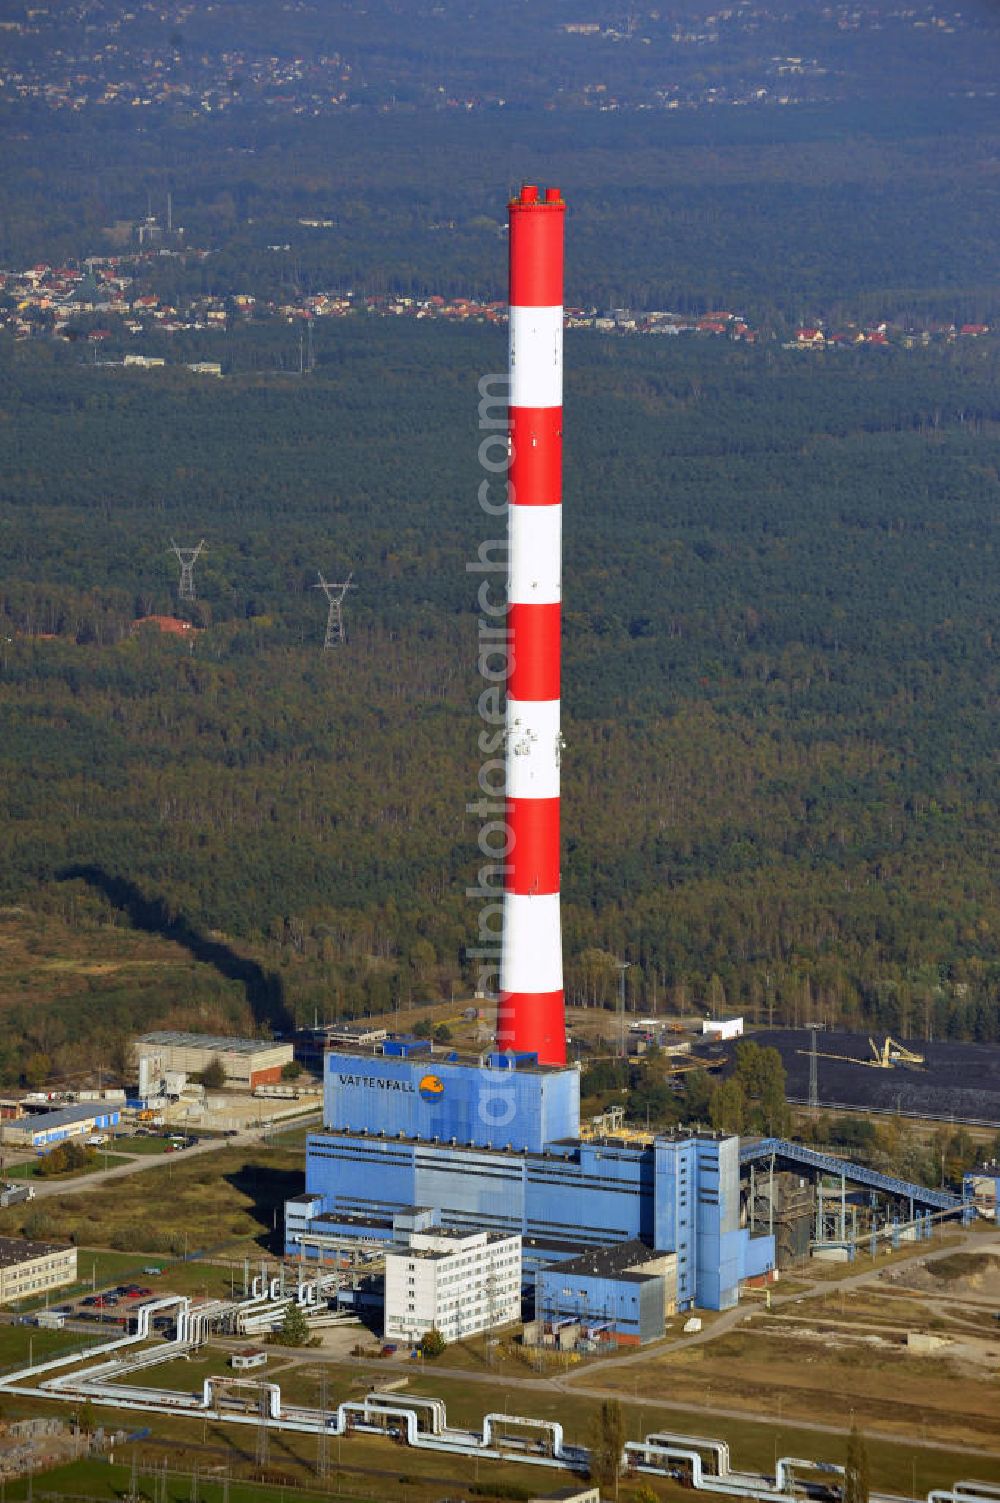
[278,1301,310,1347]
[682,1068,714,1124]
[590,1399,626,1497]
[35,1140,94,1177]
[196,1057,227,1089]
[734,1042,790,1136]
[21,1052,52,1088]
[709,1076,746,1135]
[844,1424,870,1503]
[420,1327,445,1358]
[280,1060,302,1081]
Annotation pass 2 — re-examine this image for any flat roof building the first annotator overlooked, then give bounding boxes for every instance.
[133,1032,293,1091]
[0,1237,77,1305]
[535,1239,677,1347]
[230,1348,268,1370]
[2,1103,120,1149]
[383,1209,521,1346]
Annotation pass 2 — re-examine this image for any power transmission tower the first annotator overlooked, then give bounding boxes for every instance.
[484,1266,499,1369]
[313,570,355,648]
[126,1449,139,1503]
[317,1365,330,1478]
[169,539,206,601]
[808,1027,819,1110]
[255,1386,270,1470]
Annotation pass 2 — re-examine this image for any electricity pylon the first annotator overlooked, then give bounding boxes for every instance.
[313,570,355,648]
[169,539,206,601]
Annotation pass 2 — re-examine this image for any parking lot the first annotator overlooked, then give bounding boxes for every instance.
[37,1270,171,1333]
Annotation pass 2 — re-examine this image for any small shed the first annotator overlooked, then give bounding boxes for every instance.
[230,1348,268,1371]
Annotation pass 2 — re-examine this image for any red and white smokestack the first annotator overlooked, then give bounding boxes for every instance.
[498,184,566,1068]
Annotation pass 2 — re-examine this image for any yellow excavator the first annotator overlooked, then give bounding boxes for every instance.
[867,1035,925,1069]
[797,1035,926,1070]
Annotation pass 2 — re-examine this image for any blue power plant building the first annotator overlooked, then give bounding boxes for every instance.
[285,1042,775,1312]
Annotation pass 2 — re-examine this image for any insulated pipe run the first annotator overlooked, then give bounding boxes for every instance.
[498,183,567,1067]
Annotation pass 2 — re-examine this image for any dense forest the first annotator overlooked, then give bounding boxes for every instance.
[0,0,997,1084]
[0,318,996,1082]
[2,99,1000,323]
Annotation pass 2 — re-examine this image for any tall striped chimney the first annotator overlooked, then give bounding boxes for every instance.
[497,184,566,1068]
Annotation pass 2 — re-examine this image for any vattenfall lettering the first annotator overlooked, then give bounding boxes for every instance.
[336,1074,416,1093]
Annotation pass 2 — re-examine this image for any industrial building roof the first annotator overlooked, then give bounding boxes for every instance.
[0,1235,72,1268]
[324,1039,558,1073]
[19,1103,117,1131]
[547,1239,665,1282]
[312,1210,394,1234]
[312,1125,726,1163]
[136,1031,285,1055]
[389,1226,518,1260]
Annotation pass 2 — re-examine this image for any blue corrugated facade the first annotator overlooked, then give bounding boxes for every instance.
[535,1260,666,1345]
[20,1105,122,1149]
[323,1050,579,1154]
[287,1050,774,1311]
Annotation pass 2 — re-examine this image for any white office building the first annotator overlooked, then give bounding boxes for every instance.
[384,1217,521,1346]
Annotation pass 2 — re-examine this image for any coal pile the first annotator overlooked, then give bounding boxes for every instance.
[707,1029,1000,1126]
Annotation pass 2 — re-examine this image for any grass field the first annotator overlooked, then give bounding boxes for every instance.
[264,1123,317,1150]
[0,1458,390,1503]
[113,1136,181,1156]
[571,1322,1000,1452]
[0,1322,100,1372]
[0,1148,303,1257]
[6,1152,132,1181]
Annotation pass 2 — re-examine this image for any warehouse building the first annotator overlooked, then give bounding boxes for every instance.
[535,1239,677,1347]
[0,1237,77,1304]
[2,1102,121,1149]
[286,1044,775,1311]
[383,1207,521,1345]
[133,1032,293,1092]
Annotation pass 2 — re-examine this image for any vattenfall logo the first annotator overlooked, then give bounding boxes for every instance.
[335,1071,445,1103]
[418,1074,445,1103]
